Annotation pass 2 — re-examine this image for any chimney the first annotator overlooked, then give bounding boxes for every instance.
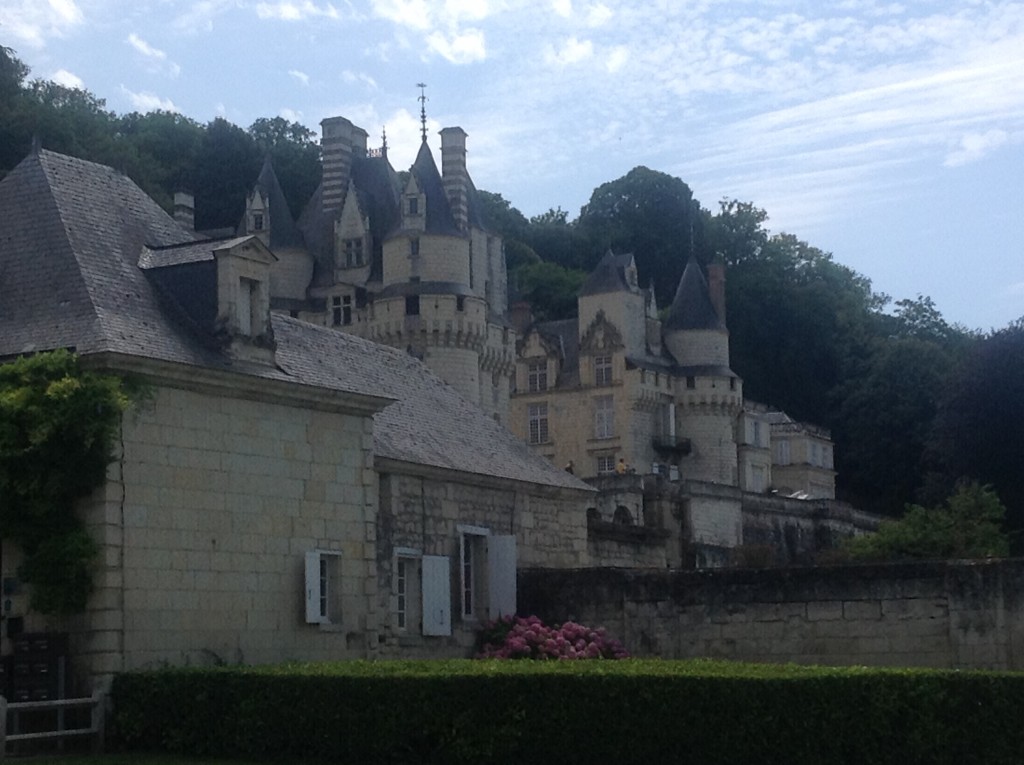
[439,127,469,231]
[707,258,726,325]
[173,192,195,231]
[320,117,355,215]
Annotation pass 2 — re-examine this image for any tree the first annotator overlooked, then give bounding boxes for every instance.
[512,261,587,322]
[927,321,1024,546]
[116,110,204,210]
[577,167,699,303]
[843,483,1010,561]
[193,117,262,230]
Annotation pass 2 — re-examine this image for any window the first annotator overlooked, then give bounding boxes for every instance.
[774,439,791,466]
[238,277,260,336]
[458,526,516,622]
[527,360,547,392]
[752,420,762,447]
[410,238,420,257]
[686,376,696,390]
[252,213,264,231]
[594,395,614,439]
[527,403,549,444]
[456,295,465,312]
[406,295,420,316]
[332,295,352,326]
[394,549,451,636]
[344,238,363,267]
[594,355,612,386]
[407,196,419,215]
[596,455,616,474]
[304,550,342,625]
[750,465,767,492]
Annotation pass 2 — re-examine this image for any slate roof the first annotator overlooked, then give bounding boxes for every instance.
[238,156,303,248]
[664,256,725,331]
[401,140,461,237]
[0,148,586,492]
[579,251,637,296]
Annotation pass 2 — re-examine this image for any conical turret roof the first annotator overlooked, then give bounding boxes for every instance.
[663,256,725,331]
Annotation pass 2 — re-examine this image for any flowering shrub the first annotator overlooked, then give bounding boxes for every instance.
[476,615,629,660]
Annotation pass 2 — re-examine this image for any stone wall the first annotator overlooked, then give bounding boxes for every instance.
[519,560,1024,670]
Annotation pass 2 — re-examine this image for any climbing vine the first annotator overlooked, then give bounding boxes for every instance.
[0,350,142,614]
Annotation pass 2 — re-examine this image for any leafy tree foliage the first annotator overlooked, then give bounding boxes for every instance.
[577,167,700,304]
[193,117,262,231]
[0,351,139,613]
[513,261,587,322]
[842,483,1009,561]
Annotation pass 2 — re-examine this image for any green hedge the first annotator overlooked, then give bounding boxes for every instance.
[110,660,1024,764]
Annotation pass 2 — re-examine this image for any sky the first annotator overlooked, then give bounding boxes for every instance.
[3,0,1023,331]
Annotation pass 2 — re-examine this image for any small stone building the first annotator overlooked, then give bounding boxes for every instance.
[0,147,592,692]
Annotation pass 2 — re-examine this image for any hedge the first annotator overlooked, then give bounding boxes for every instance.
[110,660,1024,764]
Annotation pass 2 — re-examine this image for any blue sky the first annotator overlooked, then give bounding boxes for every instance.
[3,0,1023,330]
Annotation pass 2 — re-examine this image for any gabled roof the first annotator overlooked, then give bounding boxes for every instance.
[402,141,460,237]
[579,250,638,296]
[0,148,586,493]
[664,256,725,331]
[239,156,303,248]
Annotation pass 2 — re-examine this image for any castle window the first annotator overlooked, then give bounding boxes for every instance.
[407,197,419,215]
[596,455,616,474]
[410,238,420,257]
[344,238,363,267]
[527,403,549,444]
[252,213,264,231]
[686,376,696,389]
[594,355,613,387]
[238,277,261,336]
[527,360,547,392]
[332,295,352,326]
[752,420,762,447]
[594,395,614,439]
[774,440,791,466]
[456,295,465,312]
[406,295,420,316]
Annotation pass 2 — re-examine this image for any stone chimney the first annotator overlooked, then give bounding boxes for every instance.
[173,192,195,231]
[320,117,356,215]
[707,258,726,326]
[439,127,469,231]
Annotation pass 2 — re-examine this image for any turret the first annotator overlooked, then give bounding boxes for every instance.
[663,256,729,367]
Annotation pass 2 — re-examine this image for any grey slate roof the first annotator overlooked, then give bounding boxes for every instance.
[401,140,460,237]
[238,156,303,248]
[0,148,586,493]
[579,251,637,296]
[664,256,725,331]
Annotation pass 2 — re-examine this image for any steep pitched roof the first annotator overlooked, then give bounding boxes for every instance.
[663,256,725,331]
[579,250,638,296]
[239,156,303,248]
[404,141,460,237]
[0,148,586,493]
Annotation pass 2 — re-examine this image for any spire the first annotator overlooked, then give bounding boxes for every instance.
[664,255,724,332]
[381,125,388,159]
[417,82,428,143]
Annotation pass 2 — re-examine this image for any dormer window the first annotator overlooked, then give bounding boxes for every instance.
[252,213,264,231]
[407,197,419,215]
[344,238,363,267]
[238,277,261,336]
[332,295,352,326]
[594,355,613,387]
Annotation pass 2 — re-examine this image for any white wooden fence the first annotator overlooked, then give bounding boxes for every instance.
[0,692,105,759]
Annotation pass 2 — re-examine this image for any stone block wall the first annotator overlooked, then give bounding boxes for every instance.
[51,383,379,690]
[519,560,1024,670]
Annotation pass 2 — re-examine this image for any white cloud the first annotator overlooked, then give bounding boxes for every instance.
[586,3,612,27]
[944,130,1009,167]
[427,28,487,64]
[279,107,303,122]
[172,0,237,32]
[120,86,178,113]
[127,33,167,61]
[606,45,628,73]
[371,0,433,31]
[0,0,84,48]
[342,70,379,89]
[546,36,592,65]
[51,68,84,89]
[255,2,340,21]
[289,69,310,86]
[551,0,572,19]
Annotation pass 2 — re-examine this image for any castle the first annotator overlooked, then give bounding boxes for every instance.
[208,109,864,566]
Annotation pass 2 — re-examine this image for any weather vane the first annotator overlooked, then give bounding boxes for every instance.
[417,82,428,143]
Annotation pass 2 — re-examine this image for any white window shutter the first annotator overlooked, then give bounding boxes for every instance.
[304,551,324,624]
[421,555,451,636]
[488,535,517,620]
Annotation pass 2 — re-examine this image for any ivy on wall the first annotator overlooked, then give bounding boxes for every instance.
[0,350,141,614]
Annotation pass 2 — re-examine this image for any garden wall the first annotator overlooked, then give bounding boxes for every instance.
[519,559,1024,669]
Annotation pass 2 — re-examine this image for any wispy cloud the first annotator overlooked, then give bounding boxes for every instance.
[51,68,84,89]
[126,32,181,77]
[254,2,340,21]
[0,0,83,48]
[342,70,379,89]
[288,69,310,86]
[545,36,592,65]
[427,28,486,63]
[120,85,178,113]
